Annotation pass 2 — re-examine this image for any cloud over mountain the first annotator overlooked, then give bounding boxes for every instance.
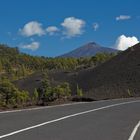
[93,23,99,31]
[46,26,59,35]
[61,17,85,38]
[116,15,131,21]
[115,35,139,50]
[20,21,45,37]
[20,42,40,51]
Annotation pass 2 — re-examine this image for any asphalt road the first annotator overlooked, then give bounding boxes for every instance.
[0,98,140,140]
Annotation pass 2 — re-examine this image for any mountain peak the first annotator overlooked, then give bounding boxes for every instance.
[59,42,118,58]
[82,42,101,49]
[87,42,98,46]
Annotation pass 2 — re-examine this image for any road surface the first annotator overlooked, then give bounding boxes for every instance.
[0,98,140,140]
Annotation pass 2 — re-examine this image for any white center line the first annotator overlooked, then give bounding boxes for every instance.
[0,100,140,139]
[128,120,140,140]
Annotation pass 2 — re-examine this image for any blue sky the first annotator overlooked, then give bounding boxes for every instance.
[0,0,140,57]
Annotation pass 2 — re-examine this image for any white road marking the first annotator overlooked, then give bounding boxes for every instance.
[0,102,86,114]
[0,98,137,114]
[0,100,140,139]
[128,120,140,140]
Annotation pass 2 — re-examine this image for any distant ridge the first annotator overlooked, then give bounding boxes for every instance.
[59,42,118,58]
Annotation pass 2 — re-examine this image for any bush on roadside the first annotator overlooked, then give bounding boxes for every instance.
[0,79,29,108]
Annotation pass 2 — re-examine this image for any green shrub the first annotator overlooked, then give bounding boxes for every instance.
[0,79,29,107]
[53,82,71,98]
[76,85,83,97]
[32,88,39,104]
[127,89,133,97]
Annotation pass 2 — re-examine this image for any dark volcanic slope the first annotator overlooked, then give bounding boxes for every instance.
[50,43,140,99]
[14,73,43,95]
[74,43,140,99]
[15,43,140,100]
[59,42,118,58]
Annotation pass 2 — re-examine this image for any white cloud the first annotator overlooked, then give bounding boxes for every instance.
[116,15,131,21]
[93,23,99,31]
[114,35,139,50]
[20,21,45,37]
[46,26,59,35]
[7,32,12,36]
[21,42,40,51]
[61,17,85,38]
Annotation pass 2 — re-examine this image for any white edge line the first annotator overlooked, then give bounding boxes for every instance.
[128,120,140,140]
[0,102,86,114]
[0,98,137,114]
[0,100,140,139]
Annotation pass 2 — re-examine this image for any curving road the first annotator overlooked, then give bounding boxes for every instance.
[0,98,140,140]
